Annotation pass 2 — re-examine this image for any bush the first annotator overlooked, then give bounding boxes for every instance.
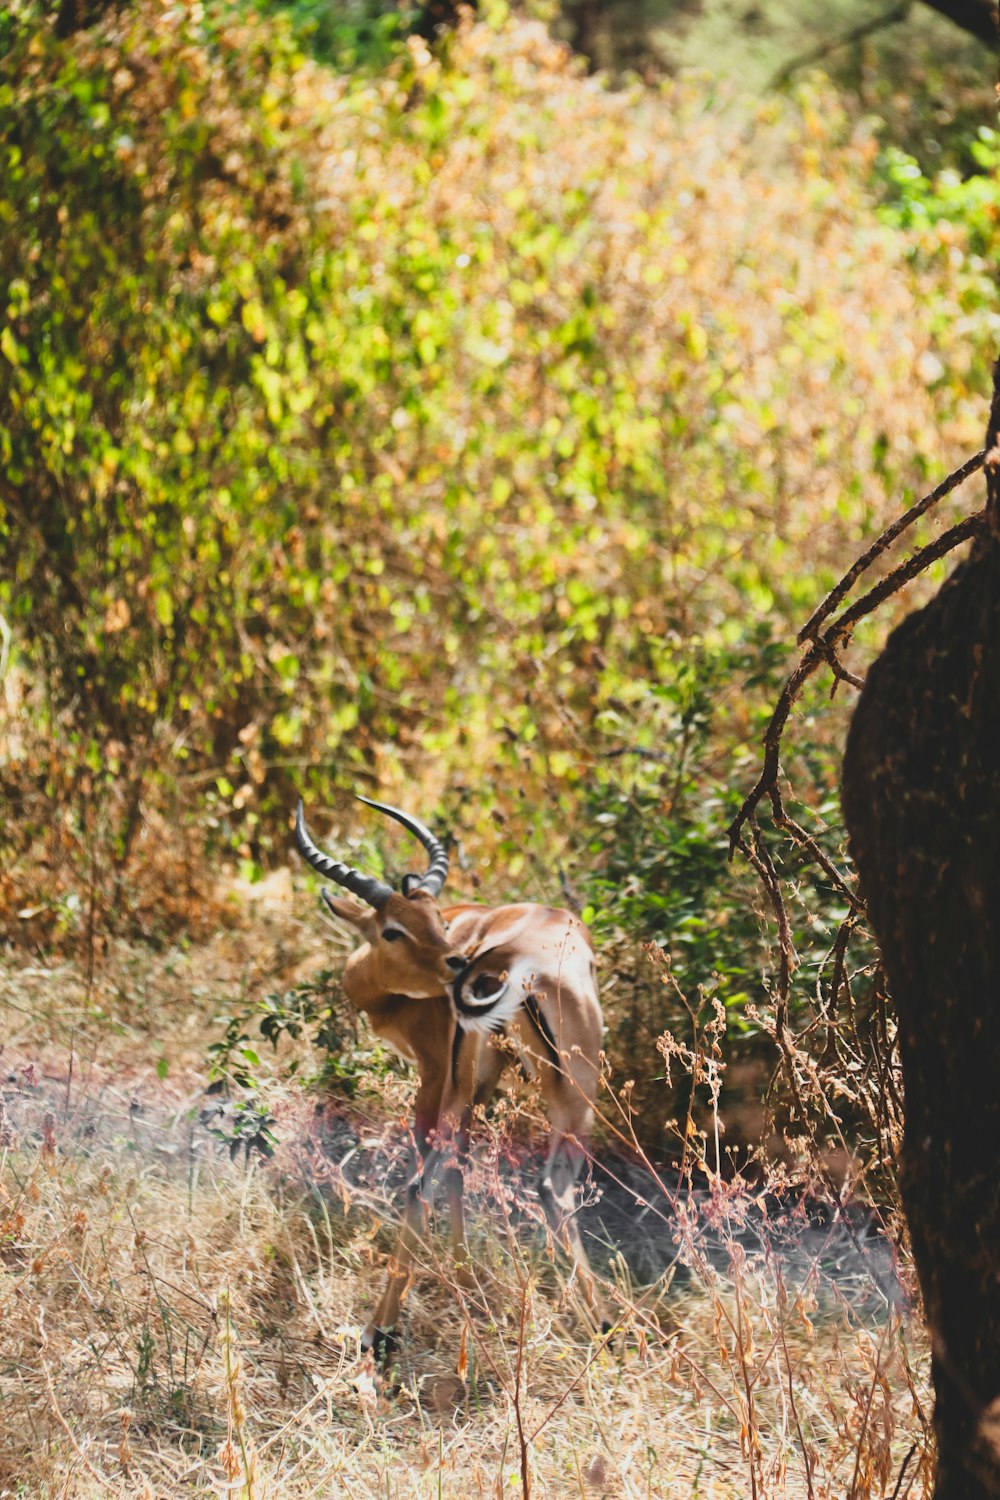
[0,3,983,1147]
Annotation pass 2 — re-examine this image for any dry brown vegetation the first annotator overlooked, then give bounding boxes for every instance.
[3,1,992,925]
[1,905,932,1500]
[4,3,997,1494]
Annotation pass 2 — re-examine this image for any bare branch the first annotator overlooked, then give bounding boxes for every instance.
[729,500,987,859]
[798,448,985,643]
[768,3,912,90]
[826,507,986,644]
[728,420,989,1183]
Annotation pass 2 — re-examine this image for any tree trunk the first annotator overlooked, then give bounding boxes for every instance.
[841,361,1000,1498]
[54,0,121,38]
[917,0,998,47]
[410,0,477,43]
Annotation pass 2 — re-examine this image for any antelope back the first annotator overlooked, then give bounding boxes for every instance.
[445,904,600,1035]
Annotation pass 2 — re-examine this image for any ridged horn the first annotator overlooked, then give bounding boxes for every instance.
[294,800,393,908]
[356,795,450,898]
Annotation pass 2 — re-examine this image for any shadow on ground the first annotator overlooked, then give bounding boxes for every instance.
[0,1067,905,1323]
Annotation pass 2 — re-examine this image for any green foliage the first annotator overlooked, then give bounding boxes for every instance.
[0,0,990,1142]
[202,1096,280,1160]
[257,971,378,1093]
[256,0,413,68]
[880,127,1000,256]
[207,970,381,1097]
[577,631,862,1141]
[582,641,770,996]
[206,1012,268,1093]
[877,128,999,390]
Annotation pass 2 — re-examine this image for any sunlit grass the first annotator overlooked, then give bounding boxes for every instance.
[0,928,930,1499]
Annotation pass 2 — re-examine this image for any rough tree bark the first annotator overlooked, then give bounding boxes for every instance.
[53,0,121,38]
[410,0,478,43]
[917,0,998,47]
[842,360,1000,1499]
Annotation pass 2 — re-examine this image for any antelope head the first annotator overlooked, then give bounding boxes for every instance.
[294,796,466,997]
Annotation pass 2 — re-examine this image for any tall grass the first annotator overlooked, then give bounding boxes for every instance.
[0,919,929,1498]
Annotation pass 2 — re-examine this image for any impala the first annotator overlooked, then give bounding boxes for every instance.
[294,795,605,1354]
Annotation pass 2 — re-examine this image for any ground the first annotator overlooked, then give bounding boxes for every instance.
[0,893,932,1498]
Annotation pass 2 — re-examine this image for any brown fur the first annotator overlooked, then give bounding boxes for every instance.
[320,890,605,1349]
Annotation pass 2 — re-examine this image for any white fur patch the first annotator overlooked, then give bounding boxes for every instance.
[456,957,539,1036]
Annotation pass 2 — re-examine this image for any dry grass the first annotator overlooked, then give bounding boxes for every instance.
[0,912,931,1499]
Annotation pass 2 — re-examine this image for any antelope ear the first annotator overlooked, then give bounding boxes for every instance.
[320,889,372,928]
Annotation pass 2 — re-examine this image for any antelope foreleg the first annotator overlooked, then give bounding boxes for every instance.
[362,1035,483,1356]
[441,1029,486,1292]
[362,1083,443,1358]
[364,1155,438,1358]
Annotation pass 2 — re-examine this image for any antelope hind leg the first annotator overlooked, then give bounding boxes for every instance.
[537,1133,607,1329]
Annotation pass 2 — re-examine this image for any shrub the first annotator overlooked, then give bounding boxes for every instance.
[0,4,982,1151]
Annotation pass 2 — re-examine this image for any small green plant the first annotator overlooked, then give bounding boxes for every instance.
[203,1098,279,1161]
[206,1014,264,1095]
[204,971,384,1157]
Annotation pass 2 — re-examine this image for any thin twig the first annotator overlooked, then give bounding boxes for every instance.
[889,1442,918,1500]
[598,745,673,764]
[527,1322,621,1442]
[513,1278,533,1500]
[798,448,985,643]
[848,1322,891,1500]
[776,1299,817,1500]
[41,1354,115,1491]
[729,500,987,860]
[768,2,911,90]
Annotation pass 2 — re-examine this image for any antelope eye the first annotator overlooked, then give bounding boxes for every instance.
[382,928,405,943]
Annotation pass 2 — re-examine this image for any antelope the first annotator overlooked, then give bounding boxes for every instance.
[294,795,605,1355]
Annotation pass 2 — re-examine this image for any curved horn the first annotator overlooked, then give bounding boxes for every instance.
[356,795,450,898]
[294,800,393,908]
